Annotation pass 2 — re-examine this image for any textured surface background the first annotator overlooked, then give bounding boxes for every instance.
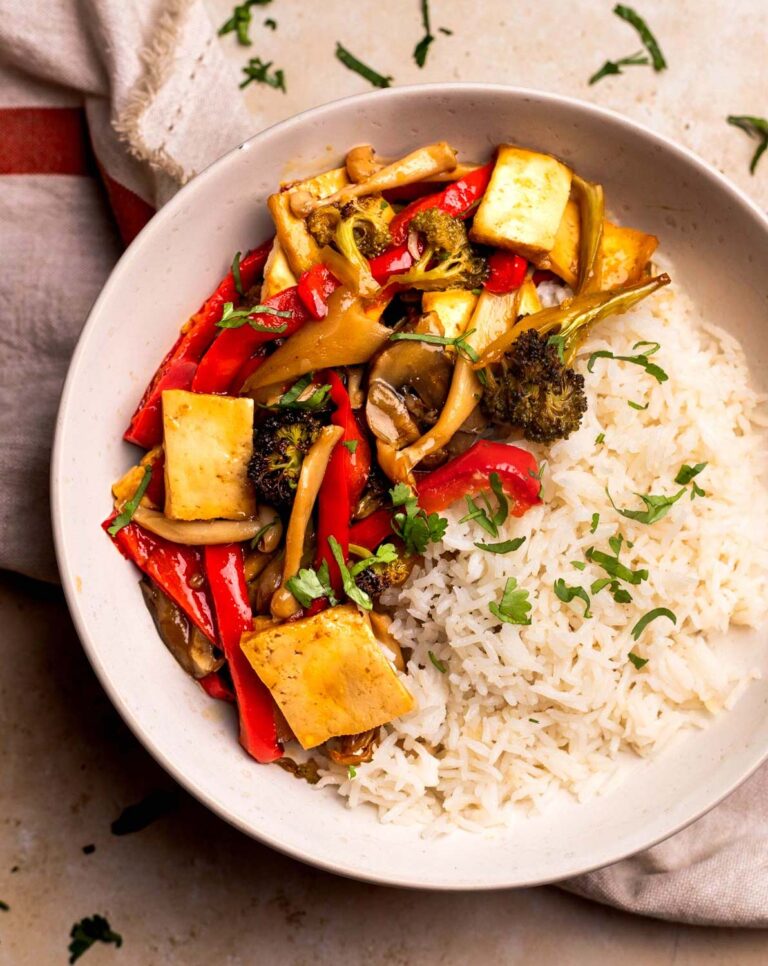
[2,0,768,961]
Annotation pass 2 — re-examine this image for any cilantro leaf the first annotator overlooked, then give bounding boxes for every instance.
[216,300,291,330]
[250,517,279,549]
[528,461,547,498]
[335,43,392,88]
[727,115,768,174]
[240,56,285,92]
[328,537,373,610]
[459,472,509,538]
[489,577,532,626]
[553,578,592,618]
[286,562,337,609]
[68,915,122,964]
[674,462,707,485]
[277,375,332,411]
[571,560,586,571]
[613,5,667,70]
[595,432,606,445]
[627,652,649,670]
[586,546,649,585]
[347,765,357,778]
[343,439,358,455]
[631,607,677,641]
[389,328,480,364]
[428,650,447,673]
[390,485,447,555]
[628,400,649,410]
[474,537,526,555]
[231,250,244,295]
[590,512,600,534]
[607,486,687,525]
[588,347,668,383]
[107,465,152,537]
[589,51,649,85]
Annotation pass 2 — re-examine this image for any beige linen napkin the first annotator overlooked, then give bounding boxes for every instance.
[0,0,765,926]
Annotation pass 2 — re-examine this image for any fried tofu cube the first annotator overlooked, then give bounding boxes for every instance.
[240,604,415,749]
[268,166,349,276]
[544,198,580,286]
[600,221,658,289]
[162,389,255,521]
[261,238,297,300]
[517,277,543,317]
[470,146,572,260]
[422,290,478,339]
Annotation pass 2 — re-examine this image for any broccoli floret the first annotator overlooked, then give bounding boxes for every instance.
[307,196,391,261]
[409,207,467,254]
[354,551,414,599]
[481,329,588,443]
[248,410,323,509]
[393,209,488,291]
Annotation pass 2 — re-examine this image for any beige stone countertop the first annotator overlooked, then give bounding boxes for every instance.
[3,0,768,962]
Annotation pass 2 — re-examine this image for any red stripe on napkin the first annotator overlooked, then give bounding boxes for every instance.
[0,106,92,176]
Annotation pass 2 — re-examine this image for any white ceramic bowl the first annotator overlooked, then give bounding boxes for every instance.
[52,85,768,889]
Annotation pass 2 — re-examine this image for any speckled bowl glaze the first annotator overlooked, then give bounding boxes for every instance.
[52,85,768,889]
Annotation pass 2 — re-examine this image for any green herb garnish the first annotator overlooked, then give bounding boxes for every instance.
[335,43,392,88]
[528,718,539,723]
[727,116,768,174]
[547,333,567,363]
[286,562,337,609]
[588,341,668,383]
[590,5,666,84]
[240,56,285,92]
[627,652,649,670]
[528,461,547,498]
[278,375,332,410]
[250,517,279,549]
[631,606,677,640]
[327,537,398,611]
[414,0,434,67]
[607,485,687,525]
[553,578,592,618]
[474,537,526,555]
[389,328,479,364]
[571,560,587,571]
[219,0,272,45]
[590,51,651,86]
[586,545,649,585]
[628,400,649,410]
[595,432,605,445]
[590,512,600,534]
[675,462,707,485]
[459,472,509,537]
[489,577,532,626]
[264,17,277,29]
[343,439,358,455]
[217,300,291,331]
[428,650,447,673]
[68,915,123,964]
[231,250,244,295]
[107,465,152,537]
[347,765,357,779]
[390,483,448,555]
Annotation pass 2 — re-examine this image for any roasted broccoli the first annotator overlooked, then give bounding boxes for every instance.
[248,410,323,509]
[354,550,414,598]
[393,208,488,291]
[307,195,392,262]
[481,329,588,443]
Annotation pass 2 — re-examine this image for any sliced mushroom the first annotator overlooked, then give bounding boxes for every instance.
[131,505,281,546]
[139,579,222,679]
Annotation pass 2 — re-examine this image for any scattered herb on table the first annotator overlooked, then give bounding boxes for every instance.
[428,650,447,673]
[554,578,592,618]
[389,328,479,364]
[631,607,677,640]
[107,465,152,537]
[627,651,649,670]
[590,5,666,85]
[413,0,451,67]
[68,915,123,964]
[240,56,286,92]
[489,577,532,625]
[219,0,273,46]
[727,116,768,174]
[264,17,277,30]
[390,483,448,555]
[111,789,179,836]
[459,472,509,537]
[335,43,392,88]
[588,341,668,383]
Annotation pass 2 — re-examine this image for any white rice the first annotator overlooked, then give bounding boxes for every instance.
[318,282,768,832]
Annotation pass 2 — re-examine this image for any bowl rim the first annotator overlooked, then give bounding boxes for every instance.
[51,82,768,890]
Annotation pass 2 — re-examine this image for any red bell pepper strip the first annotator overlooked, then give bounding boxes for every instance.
[348,508,393,551]
[388,162,494,245]
[199,670,236,704]
[204,544,282,763]
[104,517,217,641]
[314,372,371,590]
[416,440,542,516]
[484,251,528,294]
[297,264,339,320]
[124,239,273,448]
[368,243,414,285]
[231,350,266,394]
[191,285,309,395]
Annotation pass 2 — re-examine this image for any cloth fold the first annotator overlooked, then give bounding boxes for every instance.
[0,0,765,927]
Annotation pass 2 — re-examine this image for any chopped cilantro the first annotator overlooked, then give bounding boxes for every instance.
[586,545,649,585]
[342,439,358,454]
[528,461,547,498]
[590,512,600,534]
[277,375,331,410]
[216,300,291,331]
[528,717,539,723]
[607,485,687,525]
[219,0,273,45]
[231,250,244,296]
[571,560,587,571]
[240,56,286,92]
[553,578,592,618]
[489,577,532,626]
[474,537,526,555]
[335,43,392,88]
[250,517,279,549]
[264,16,277,29]
[107,465,152,537]
[389,328,480,364]
[727,116,768,174]
[631,607,677,641]
[390,484,447,555]
[595,432,606,445]
[327,537,397,611]
[428,650,447,673]
[588,341,668,383]
[347,765,357,779]
[628,400,649,410]
[68,915,122,963]
[590,5,666,84]
[627,652,649,670]
[675,462,707,485]
[459,472,509,537]
[286,562,337,608]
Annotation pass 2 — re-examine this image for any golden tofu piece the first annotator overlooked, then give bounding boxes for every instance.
[261,238,297,300]
[470,146,572,259]
[600,221,658,289]
[517,277,543,317]
[422,290,477,339]
[268,166,349,276]
[545,198,580,286]
[240,604,415,749]
[162,389,256,521]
